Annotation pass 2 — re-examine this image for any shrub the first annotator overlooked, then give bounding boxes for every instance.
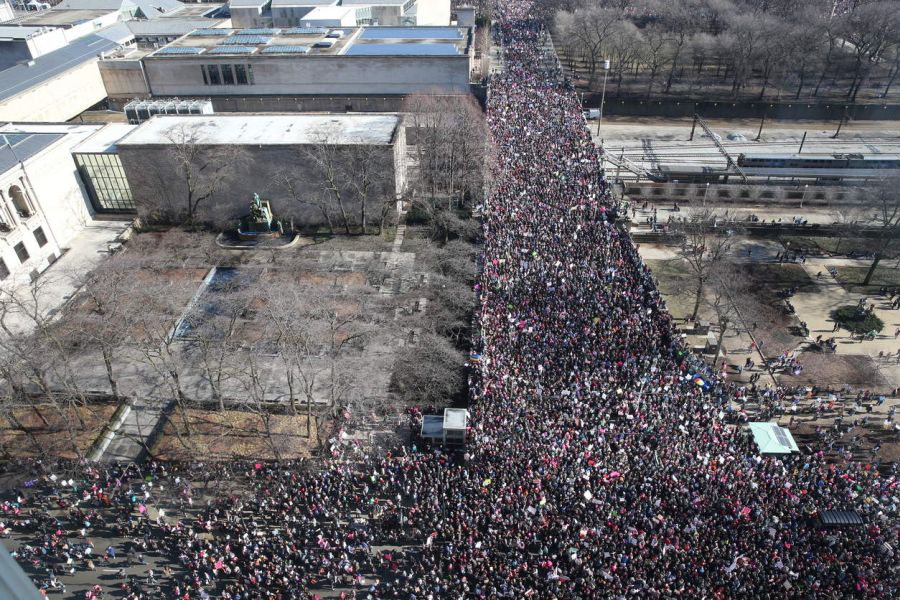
[831,305,884,335]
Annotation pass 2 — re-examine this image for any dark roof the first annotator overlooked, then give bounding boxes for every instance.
[0,133,64,174]
[0,33,121,103]
[819,510,865,527]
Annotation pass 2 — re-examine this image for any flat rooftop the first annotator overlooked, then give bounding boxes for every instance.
[126,18,230,38]
[117,114,401,146]
[73,123,137,153]
[143,25,471,58]
[161,3,226,18]
[0,26,58,40]
[6,9,114,27]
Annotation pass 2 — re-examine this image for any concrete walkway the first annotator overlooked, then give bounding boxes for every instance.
[1,220,131,336]
[97,401,169,463]
[791,258,900,389]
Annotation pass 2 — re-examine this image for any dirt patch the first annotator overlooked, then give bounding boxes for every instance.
[0,403,117,460]
[728,263,814,353]
[152,409,334,461]
[262,270,369,287]
[778,352,890,391]
[789,420,899,465]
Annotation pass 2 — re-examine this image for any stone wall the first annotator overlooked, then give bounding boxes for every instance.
[118,139,403,229]
[142,55,472,98]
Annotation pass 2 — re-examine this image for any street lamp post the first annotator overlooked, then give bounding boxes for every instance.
[702,182,710,207]
[801,184,808,209]
[597,59,611,137]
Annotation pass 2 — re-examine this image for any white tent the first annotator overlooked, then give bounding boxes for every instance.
[748,422,799,455]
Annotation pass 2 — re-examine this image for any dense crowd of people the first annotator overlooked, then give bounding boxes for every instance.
[2,3,898,598]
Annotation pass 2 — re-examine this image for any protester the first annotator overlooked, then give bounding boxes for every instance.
[1,4,897,599]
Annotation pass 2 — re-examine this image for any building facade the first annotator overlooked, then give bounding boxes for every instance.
[99,25,474,112]
[0,123,113,284]
[115,113,406,228]
[230,0,450,28]
[0,25,134,122]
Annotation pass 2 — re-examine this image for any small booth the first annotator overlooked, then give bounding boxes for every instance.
[748,422,799,455]
[420,408,468,447]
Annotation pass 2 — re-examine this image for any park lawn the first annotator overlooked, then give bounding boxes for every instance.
[729,263,812,352]
[645,259,695,320]
[735,262,816,290]
[833,265,900,294]
[153,409,332,461]
[646,259,809,351]
[0,403,117,460]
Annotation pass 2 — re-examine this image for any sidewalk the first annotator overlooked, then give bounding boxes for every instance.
[1,220,131,336]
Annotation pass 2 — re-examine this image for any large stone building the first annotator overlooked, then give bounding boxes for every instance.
[0,24,133,121]
[0,123,119,284]
[115,113,406,228]
[0,0,230,121]
[230,0,450,29]
[99,25,474,112]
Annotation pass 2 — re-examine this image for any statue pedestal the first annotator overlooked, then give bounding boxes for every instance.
[238,199,280,239]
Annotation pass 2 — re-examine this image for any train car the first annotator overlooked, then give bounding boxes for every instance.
[737,153,900,170]
[647,165,731,183]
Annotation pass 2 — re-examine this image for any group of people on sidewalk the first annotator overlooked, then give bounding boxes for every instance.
[0,3,897,599]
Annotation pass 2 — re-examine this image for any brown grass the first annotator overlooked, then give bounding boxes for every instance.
[153,409,333,461]
[778,352,889,391]
[0,403,117,459]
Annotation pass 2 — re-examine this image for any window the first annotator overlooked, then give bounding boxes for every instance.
[8,185,30,218]
[221,64,235,85]
[246,63,254,84]
[235,64,248,85]
[74,153,135,213]
[201,64,208,85]
[0,259,8,280]
[207,64,221,85]
[33,226,47,247]
[14,242,29,264]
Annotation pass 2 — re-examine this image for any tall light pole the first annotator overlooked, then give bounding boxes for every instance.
[597,59,610,137]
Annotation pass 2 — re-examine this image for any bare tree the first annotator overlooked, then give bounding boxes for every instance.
[785,18,825,99]
[607,20,643,96]
[345,142,396,234]
[560,6,621,87]
[674,207,739,321]
[72,261,131,401]
[237,347,283,462]
[182,272,253,411]
[391,332,466,406]
[639,24,670,98]
[841,2,899,103]
[163,124,246,226]
[274,166,337,234]
[861,174,900,285]
[705,267,742,371]
[299,127,359,235]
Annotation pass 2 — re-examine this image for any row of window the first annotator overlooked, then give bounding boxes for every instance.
[0,227,46,280]
[202,63,254,86]
[74,153,136,213]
